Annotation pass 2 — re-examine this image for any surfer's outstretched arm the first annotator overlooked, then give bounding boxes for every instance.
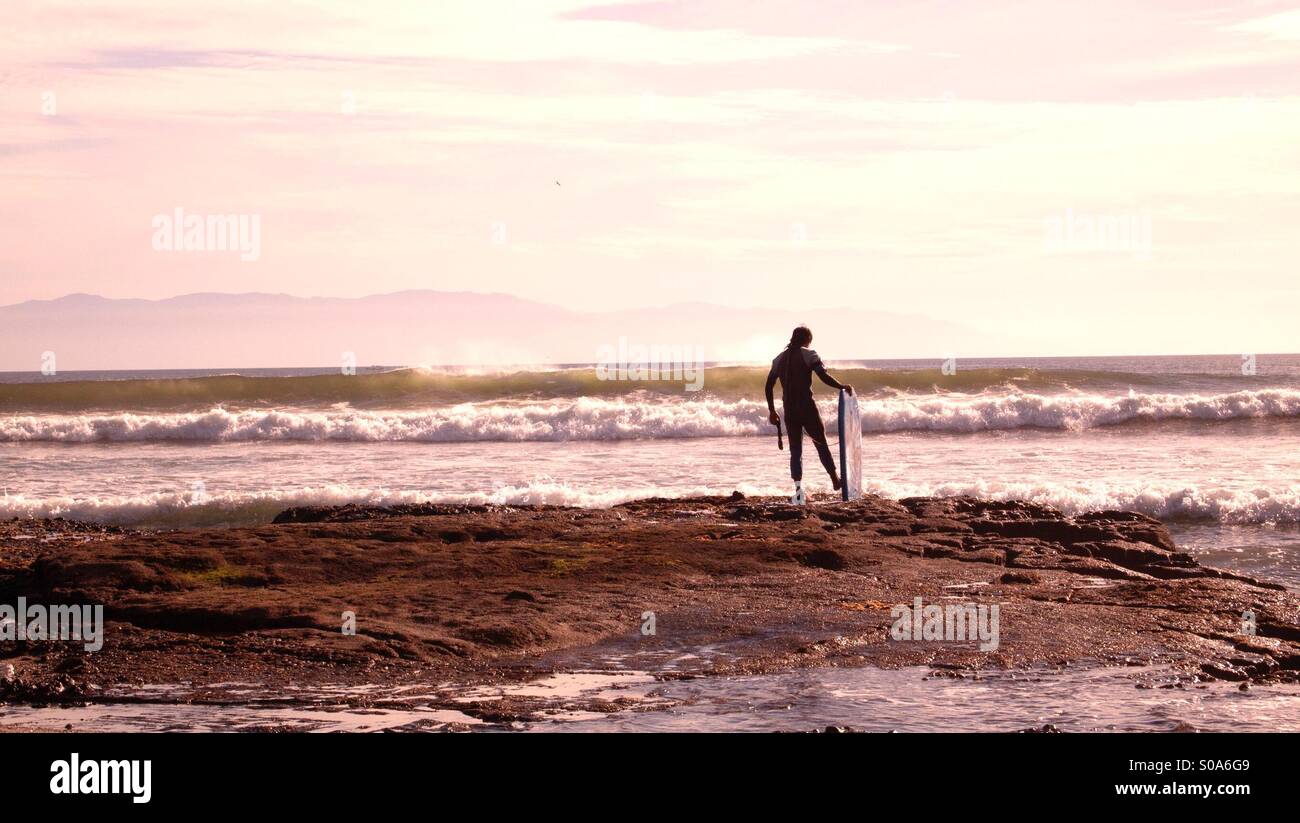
[764,360,779,421]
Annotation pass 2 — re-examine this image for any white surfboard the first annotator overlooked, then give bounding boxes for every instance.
[838,389,862,501]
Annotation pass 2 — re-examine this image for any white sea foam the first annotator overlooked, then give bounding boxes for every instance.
[0,482,785,527]
[3,389,1300,443]
[860,479,1300,525]
[3,479,1298,528]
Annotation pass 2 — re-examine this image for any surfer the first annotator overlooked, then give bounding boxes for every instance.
[765,326,853,503]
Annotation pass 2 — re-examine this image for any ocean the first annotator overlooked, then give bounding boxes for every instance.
[3,354,1299,587]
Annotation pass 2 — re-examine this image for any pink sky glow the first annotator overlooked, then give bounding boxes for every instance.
[3,0,1300,355]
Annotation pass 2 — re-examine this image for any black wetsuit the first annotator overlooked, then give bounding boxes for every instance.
[765,348,844,482]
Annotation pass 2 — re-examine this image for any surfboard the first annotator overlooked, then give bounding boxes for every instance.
[838,389,862,501]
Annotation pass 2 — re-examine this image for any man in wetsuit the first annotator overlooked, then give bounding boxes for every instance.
[765,325,853,503]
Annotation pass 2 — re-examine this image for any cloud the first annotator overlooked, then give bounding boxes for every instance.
[1,0,1299,358]
[1226,8,1300,41]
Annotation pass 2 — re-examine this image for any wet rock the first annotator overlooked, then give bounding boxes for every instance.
[3,493,1297,703]
[1200,663,1250,682]
[0,673,90,704]
[775,548,847,571]
[998,571,1041,585]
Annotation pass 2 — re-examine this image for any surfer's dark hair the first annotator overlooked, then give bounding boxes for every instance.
[787,326,813,349]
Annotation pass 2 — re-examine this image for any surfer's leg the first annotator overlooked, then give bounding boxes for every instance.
[803,410,839,481]
[786,412,804,482]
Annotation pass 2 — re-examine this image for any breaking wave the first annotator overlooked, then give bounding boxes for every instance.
[3,389,1300,443]
[3,479,1298,528]
[0,365,1166,411]
[867,479,1300,526]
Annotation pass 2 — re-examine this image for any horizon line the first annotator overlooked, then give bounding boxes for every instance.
[0,288,865,317]
[2,353,1296,377]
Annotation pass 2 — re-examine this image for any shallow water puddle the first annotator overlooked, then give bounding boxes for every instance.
[456,670,658,702]
[0,700,482,732]
[3,663,1299,732]
[535,665,1300,733]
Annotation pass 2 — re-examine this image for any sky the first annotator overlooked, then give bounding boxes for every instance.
[2,0,1299,356]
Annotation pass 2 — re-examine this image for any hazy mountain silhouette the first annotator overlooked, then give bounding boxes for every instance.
[0,291,1019,370]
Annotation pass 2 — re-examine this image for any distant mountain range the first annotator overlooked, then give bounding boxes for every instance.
[0,291,1020,370]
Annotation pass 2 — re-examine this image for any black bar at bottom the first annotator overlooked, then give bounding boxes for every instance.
[4,732,1278,809]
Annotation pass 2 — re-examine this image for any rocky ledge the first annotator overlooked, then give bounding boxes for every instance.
[2,495,1298,706]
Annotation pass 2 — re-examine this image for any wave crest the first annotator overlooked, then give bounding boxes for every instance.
[3,389,1299,443]
[0,365,1162,411]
